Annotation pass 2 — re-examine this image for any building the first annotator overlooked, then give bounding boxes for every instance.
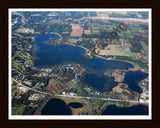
[28,94,39,100]
[19,87,28,93]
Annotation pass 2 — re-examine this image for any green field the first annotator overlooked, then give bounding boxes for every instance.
[12,63,25,73]
[125,51,138,58]
[139,41,148,55]
[12,51,33,73]
[12,105,25,115]
[16,51,30,60]
[88,22,99,27]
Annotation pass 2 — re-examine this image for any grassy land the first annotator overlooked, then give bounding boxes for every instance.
[125,51,138,58]
[12,50,33,73]
[12,105,26,115]
[12,84,19,97]
[104,69,125,82]
[90,99,139,115]
[139,41,148,55]
[112,85,123,93]
[12,103,38,115]
[121,72,125,81]
[12,63,25,73]
[16,51,30,60]
[88,22,99,27]
[124,32,134,38]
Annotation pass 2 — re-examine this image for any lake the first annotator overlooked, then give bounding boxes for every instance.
[33,34,134,71]
[102,104,148,115]
[32,34,147,92]
[41,98,72,115]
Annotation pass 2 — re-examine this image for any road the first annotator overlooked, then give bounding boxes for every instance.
[55,94,148,104]
[12,78,52,96]
[12,78,148,104]
[86,17,149,23]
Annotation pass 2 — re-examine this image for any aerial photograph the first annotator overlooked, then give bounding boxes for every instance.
[9,9,151,119]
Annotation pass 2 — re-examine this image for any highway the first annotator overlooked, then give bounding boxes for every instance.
[12,78,52,96]
[86,17,149,23]
[55,94,148,104]
[12,78,148,104]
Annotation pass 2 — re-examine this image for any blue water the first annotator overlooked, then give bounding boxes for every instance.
[87,57,134,73]
[68,102,83,108]
[83,73,118,91]
[35,34,60,42]
[41,98,72,115]
[33,34,85,66]
[102,105,148,115]
[32,34,147,92]
[123,71,148,93]
[33,34,134,70]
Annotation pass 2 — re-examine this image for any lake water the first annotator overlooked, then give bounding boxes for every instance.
[33,34,85,66]
[82,73,118,91]
[102,104,148,115]
[32,34,147,92]
[68,102,83,108]
[33,34,134,70]
[123,71,148,93]
[41,98,72,115]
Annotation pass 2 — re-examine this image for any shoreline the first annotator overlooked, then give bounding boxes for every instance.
[64,42,140,72]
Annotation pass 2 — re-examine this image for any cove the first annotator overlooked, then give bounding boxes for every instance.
[123,71,148,93]
[41,98,72,115]
[82,73,118,91]
[102,104,148,115]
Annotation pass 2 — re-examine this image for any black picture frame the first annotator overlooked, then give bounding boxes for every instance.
[0,0,160,128]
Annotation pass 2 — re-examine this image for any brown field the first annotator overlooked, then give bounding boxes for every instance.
[108,11,128,15]
[64,80,75,90]
[104,69,125,82]
[45,78,75,94]
[92,29,100,34]
[70,23,83,37]
[99,44,125,56]
[45,78,64,93]
[111,84,139,101]
[58,97,90,115]
[111,70,124,82]
[112,85,123,93]
[111,82,140,100]
[96,12,108,17]
[68,38,82,44]
[84,29,91,35]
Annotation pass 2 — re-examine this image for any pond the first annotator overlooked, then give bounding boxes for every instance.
[68,102,83,108]
[102,104,148,115]
[41,98,72,115]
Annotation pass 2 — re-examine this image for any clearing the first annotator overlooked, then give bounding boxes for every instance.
[70,23,83,37]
